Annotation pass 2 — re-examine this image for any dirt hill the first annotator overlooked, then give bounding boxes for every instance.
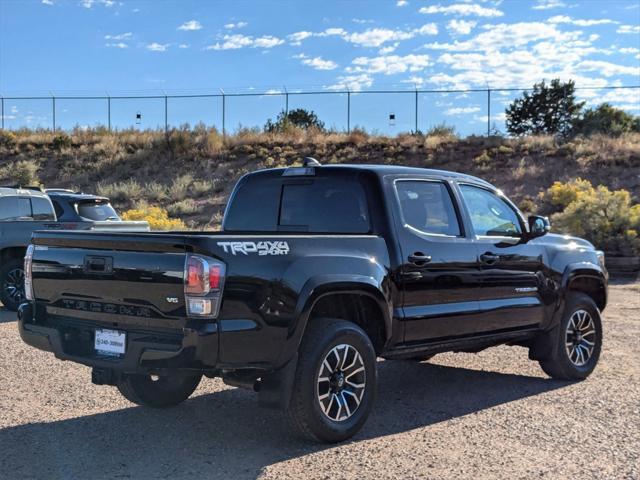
[0,128,638,229]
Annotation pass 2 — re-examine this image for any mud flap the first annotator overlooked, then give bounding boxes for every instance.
[258,353,298,410]
[528,324,560,361]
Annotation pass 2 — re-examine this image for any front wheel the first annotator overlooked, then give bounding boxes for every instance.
[287,318,377,443]
[117,373,202,407]
[538,293,602,380]
[0,258,26,312]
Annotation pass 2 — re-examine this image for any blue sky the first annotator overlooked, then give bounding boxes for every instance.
[1,0,639,134]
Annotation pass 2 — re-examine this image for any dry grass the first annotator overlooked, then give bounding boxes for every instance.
[0,127,638,229]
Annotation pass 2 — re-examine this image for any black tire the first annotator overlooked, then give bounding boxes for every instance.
[539,293,603,380]
[117,373,202,408]
[287,318,377,443]
[0,258,26,312]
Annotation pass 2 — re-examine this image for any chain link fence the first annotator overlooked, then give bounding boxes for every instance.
[1,85,639,136]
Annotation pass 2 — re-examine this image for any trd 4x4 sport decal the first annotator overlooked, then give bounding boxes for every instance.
[217,241,290,256]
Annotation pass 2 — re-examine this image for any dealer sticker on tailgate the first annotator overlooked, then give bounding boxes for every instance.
[95,329,126,356]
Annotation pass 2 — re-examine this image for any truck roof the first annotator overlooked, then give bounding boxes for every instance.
[253,164,495,189]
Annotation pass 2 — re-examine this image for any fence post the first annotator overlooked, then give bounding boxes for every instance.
[107,96,111,131]
[284,86,289,116]
[414,87,418,134]
[486,88,491,137]
[347,90,351,134]
[220,89,226,137]
[52,96,56,132]
[1,96,4,130]
[164,95,168,133]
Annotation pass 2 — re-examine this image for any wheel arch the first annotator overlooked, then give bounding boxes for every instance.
[562,262,607,311]
[284,275,392,363]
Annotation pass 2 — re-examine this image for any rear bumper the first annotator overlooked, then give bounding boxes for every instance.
[18,302,219,374]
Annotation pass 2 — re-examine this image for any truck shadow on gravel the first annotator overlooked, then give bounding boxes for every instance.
[0,360,568,480]
[0,307,16,324]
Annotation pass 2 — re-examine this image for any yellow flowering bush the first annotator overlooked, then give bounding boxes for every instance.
[542,179,640,256]
[122,206,186,231]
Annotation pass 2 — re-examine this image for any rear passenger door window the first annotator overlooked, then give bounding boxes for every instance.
[31,197,56,221]
[395,181,461,237]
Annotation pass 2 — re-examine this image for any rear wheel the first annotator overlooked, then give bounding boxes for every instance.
[117,373,202,407]
[287,318,377,443]
[0,258,26,312]
[539,293,602,380]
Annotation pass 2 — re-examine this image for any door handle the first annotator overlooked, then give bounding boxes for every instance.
[480,252,500,264]
[408,252,432,265]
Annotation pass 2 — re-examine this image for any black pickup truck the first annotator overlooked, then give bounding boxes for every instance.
[18,161,608,442]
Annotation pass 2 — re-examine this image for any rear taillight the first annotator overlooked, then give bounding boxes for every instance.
[184,254,225,317]
[24,244,34,301]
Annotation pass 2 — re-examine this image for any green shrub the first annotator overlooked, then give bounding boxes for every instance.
[0,130,17,148]
[426,123,457,139]
[542,179,640,256]
[13,160,40,186]
[573,103,640,137]
[167,199,199,216]
[52,133,72,150]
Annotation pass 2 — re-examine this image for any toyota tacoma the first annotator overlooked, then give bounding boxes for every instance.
[18,160,608,442]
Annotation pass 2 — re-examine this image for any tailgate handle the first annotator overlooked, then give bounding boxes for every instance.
[84,256,113,274]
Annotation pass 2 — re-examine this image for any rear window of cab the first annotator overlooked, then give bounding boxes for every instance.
[223,174,371,234]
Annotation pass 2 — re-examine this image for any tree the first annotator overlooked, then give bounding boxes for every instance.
[505,79,584,137]
[573,103,640,137]
[264,108,325,132]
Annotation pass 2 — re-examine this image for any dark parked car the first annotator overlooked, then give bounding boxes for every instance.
[0,186,59,310]
[45,189,149,231]
[0,187,149,311]
[19,161,607,442]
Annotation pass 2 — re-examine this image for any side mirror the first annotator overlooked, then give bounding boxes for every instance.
[527,215,551,239]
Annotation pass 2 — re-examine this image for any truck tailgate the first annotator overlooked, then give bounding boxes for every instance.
[31,231,188,329]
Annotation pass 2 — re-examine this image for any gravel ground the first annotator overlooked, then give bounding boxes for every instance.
[0,282,638,480]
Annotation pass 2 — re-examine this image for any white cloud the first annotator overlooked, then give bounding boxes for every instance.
[287,31,314,45]
[424,22,582,52]
[178,20,202,31]
[419,3,504,17]
[348,54,431,75]
[42,0,54,5]
[617,25,640,34]
[105,42,128,49]
[224,21,248,29]
[343,28,415,47]
[352,18,374,24]
[445,106,481,115]
[619,47,640,55]
[548,15,618,26]
[577,60,640,77]
[378,42,400,54]
[253,35,285,48]
[533,0,566,10]
[207,34,284,50]
[447,19,477,35]
[80,0,114,8]
[178,44,190,49]
[327,74,374,91]
[396,0,408,6]
[104,32,132,40]
[264,89,282,94]
[146,42,170,52]
[297,54,338,70]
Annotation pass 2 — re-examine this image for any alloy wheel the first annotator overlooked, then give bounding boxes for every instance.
[565,309,597,367]
[316,344,366,422]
